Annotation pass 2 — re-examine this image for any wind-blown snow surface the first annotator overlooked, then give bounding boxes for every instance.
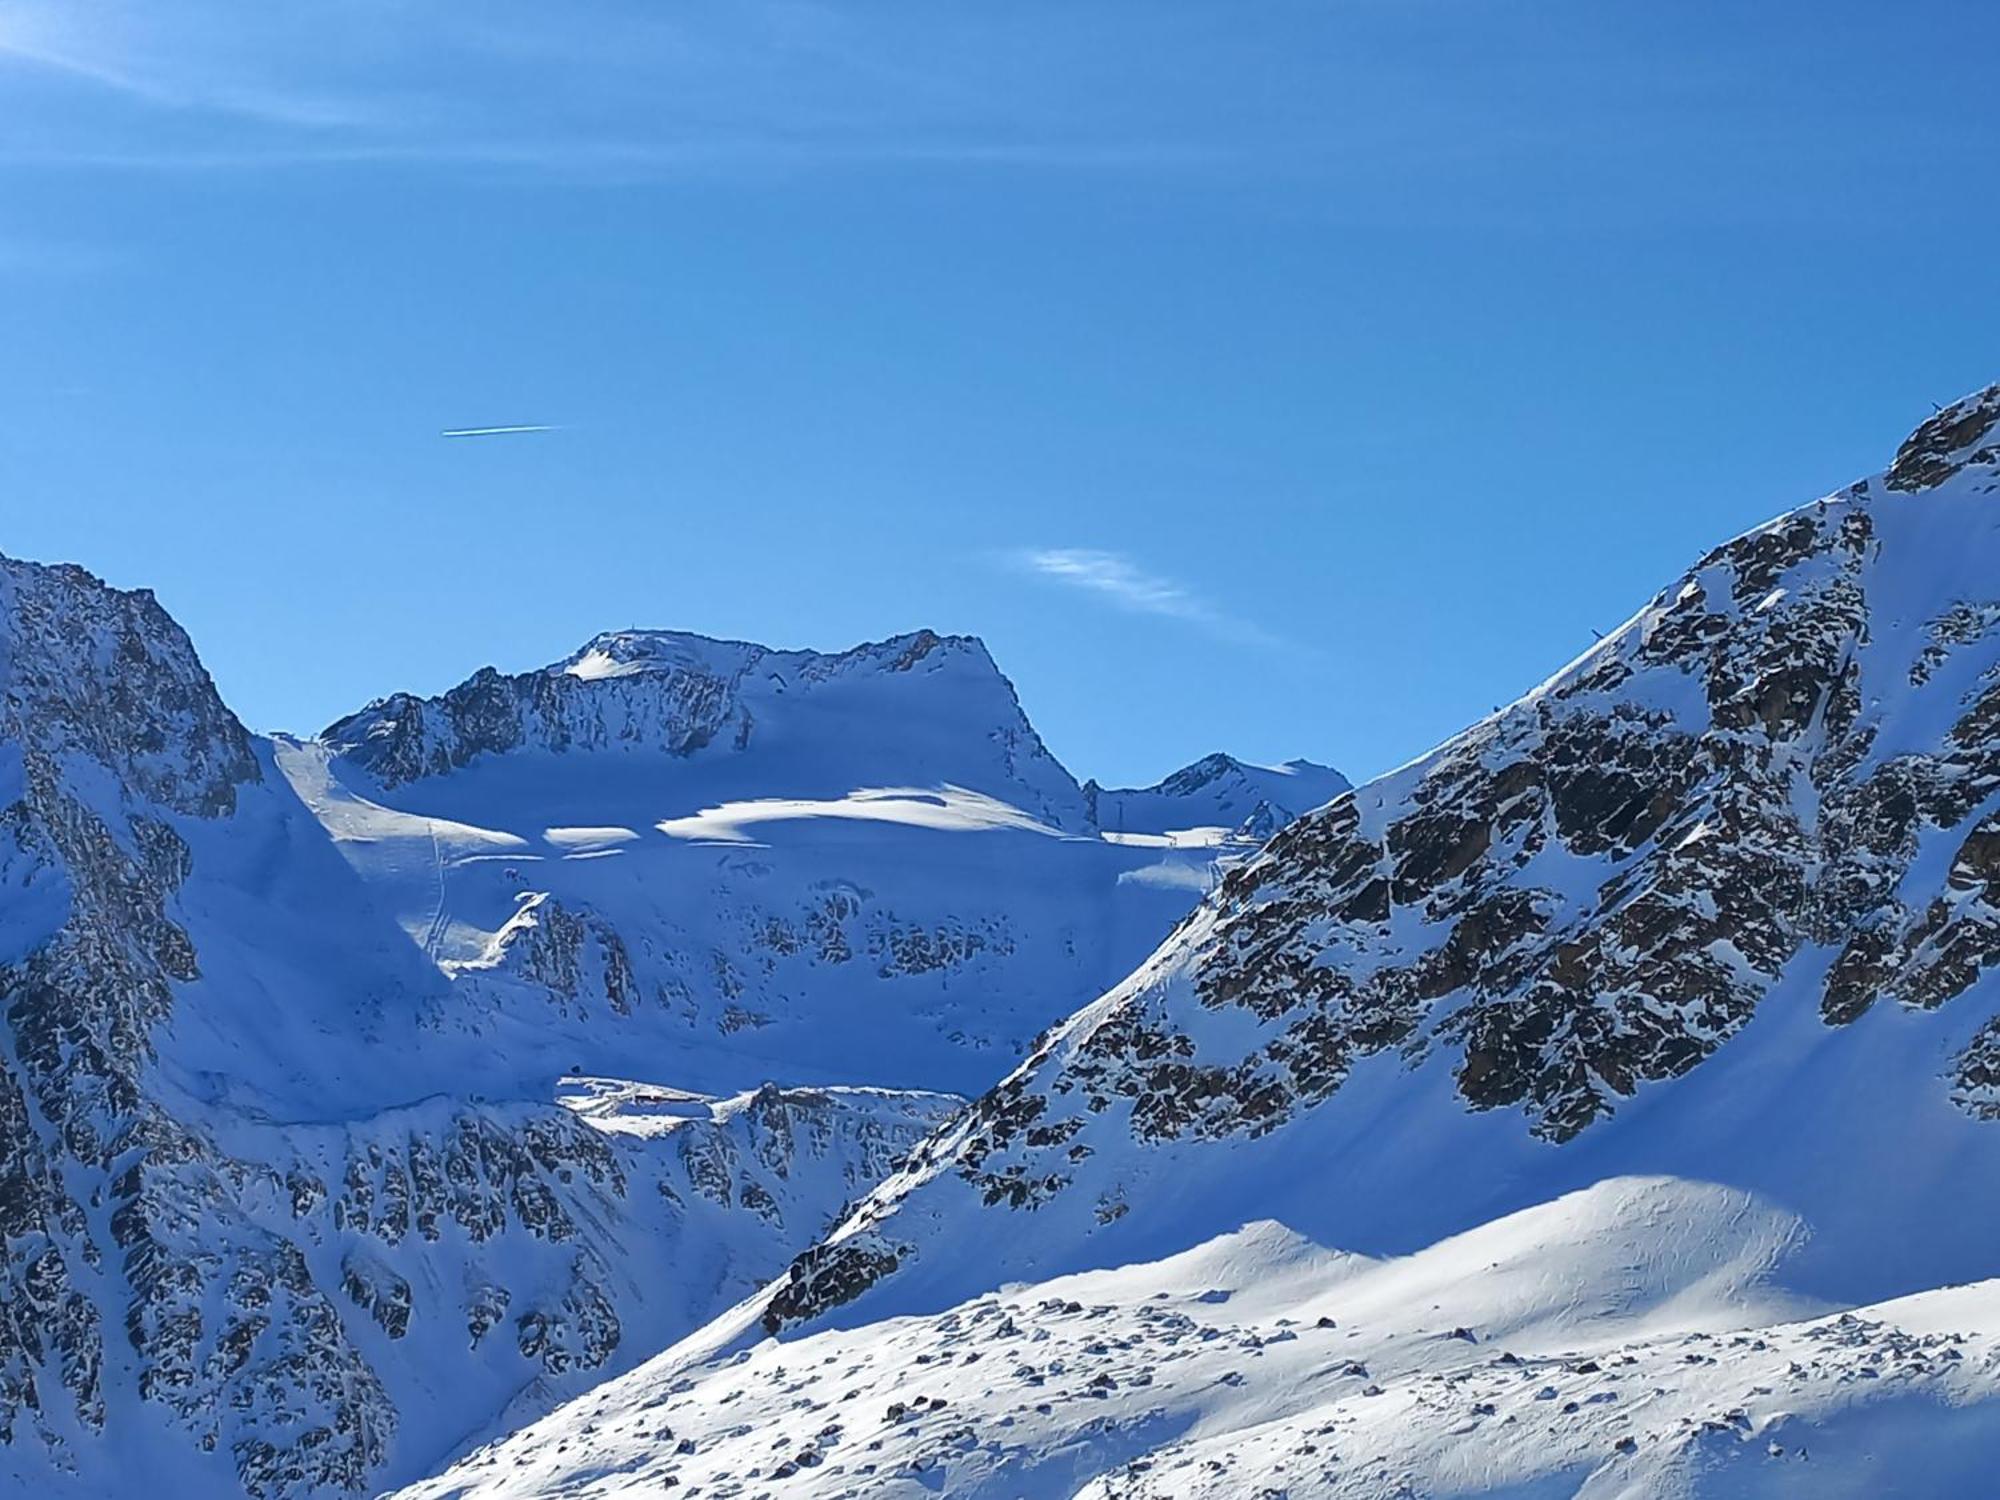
[0,557,1332,1498]
[401,386,2000,1498]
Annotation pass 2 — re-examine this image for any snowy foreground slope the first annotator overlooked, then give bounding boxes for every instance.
[403,1180,2000,1500]
[402,385,2000,1499]
[0,567,1326,1498]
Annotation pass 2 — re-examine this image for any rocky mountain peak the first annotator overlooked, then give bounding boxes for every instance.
[318,624,1086,826]
[1154,751,1249,795]
[0,557,282,1492]
[1886,382,2000,493]
[0,553,259,819]
[1084,751,1351,841]
[554,626,969,684]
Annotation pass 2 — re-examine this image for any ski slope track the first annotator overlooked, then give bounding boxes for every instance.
[0,561,1338,1496]
[402,382,2000,1499]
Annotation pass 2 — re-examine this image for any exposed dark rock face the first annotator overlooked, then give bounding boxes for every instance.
[342,1253,414,1340]
[999,503,1882,1153]
[1885,383,2000,493]
[467,893,642,1017]
[761,1241,905,1336]
[443,880,1038,1065]
[323,658,742,787]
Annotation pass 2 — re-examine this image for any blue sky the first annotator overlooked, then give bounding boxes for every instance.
[3,2,1999,787]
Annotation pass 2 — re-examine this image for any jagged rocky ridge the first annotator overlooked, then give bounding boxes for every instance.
[0,561,264,1463]
[323,627,1090,833]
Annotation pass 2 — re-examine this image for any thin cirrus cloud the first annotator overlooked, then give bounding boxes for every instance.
[0,2,1244,178]
[1013,548,1292,651]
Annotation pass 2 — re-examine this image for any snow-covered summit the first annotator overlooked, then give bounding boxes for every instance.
[554,625,961,683]
[322,624,1089,832]
[294,623,1348,1100]
[1087,752,1350,842]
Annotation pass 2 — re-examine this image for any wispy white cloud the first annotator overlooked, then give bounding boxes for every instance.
[0,8,392,129]
[1013,548,1292,650]
[0,0,1934,231]
[0,136,1229,179]
[0,2,1234,179]
[0,31,140,95]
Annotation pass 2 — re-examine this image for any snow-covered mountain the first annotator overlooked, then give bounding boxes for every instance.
[1086,753,1350,844]
[0,557,1335,1498]
[0,561,964,1500]
[300,631,1325,1098]
[402,383,2000,1498]
[322,627,1088,833]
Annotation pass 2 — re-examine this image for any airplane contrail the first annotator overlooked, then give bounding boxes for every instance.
[440,424,558,438]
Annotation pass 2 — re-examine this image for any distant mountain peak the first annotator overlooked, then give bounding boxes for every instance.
[1085,750,1350,841]
[319,623,1086,824]
[0,551,260,819]
[551,626,980,684]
